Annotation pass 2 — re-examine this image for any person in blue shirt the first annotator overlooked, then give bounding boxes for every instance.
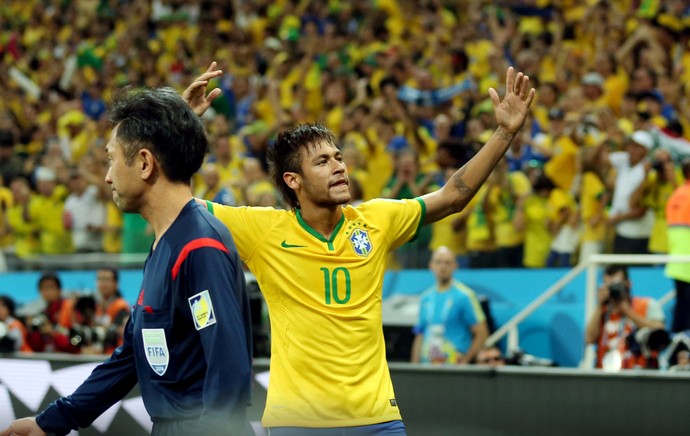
[1,88,253,436]
[411,246,489,365]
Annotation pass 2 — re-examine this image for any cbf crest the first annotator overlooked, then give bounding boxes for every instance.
[349,228,372,257]
[142,329,169,376]
[188,290,217,331]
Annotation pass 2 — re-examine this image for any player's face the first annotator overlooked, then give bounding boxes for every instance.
[104,126,144,213]
[296,141,350,208]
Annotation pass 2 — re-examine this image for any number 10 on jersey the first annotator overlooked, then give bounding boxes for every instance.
[321,267,351,304]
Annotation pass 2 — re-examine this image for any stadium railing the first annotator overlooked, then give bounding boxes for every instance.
[485,253,690,369]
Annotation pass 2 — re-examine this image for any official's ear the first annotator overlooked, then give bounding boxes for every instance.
[139,149,156,180]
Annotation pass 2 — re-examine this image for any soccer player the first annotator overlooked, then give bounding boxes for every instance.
[186,64,534,434]
[1,88,253,436]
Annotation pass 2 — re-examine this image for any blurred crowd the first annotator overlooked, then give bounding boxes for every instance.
[1,0,690,270]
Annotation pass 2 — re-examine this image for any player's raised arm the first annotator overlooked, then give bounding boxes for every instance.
[421,67,535,224]
[183,62,223,116]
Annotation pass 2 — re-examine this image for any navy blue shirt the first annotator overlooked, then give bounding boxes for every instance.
[37,201,253,434]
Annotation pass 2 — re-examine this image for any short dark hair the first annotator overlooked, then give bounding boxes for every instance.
[681,158,690,180]
[604,264,629,281]
[0,295,16,317]
[38,271,62,290]
[268,124,338,209]
[98,267,119,282]
[108,87,208,184]
[533,174,555,192]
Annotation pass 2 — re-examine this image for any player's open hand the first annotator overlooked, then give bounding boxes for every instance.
[183,62,223,116]
[0,417,46,436]
[489,67,536,134]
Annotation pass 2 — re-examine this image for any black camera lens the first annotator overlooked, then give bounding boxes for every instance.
[608,281,627,302]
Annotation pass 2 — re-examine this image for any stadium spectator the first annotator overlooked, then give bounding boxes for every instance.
[94,267,130,353]
[515,174,556,268]
[578,148,609,261]
[5,176,38,264]
[18,271,75,353]
[464,182,497,269]
[585,264,666,370]
[411,246,489,365]
[63,168,106,253]
[383,149,438,268]
[30,166,73,255]
[0,132,23,183]
[601,131,655,254]
[646,149,682,255]
[429,166,470,269]
[0,294,31,352]
[541,108,579,193]
[205,133,245,203]
[0,174,12,258]
[194,162,237,206]
[484,157,531,268]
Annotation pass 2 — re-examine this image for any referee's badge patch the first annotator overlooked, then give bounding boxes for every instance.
[142,328,169,376]
[349,228,372,257]
[189,290,217,330]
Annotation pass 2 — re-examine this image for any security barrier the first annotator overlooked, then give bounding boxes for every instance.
[2,355,689,435]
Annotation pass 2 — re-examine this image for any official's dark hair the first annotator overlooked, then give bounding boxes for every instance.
[38,271,62,290]
[604,264,629,281]
[268,124,338,209]
[108,87,208,184]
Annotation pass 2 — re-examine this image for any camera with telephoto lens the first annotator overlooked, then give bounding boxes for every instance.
[29,313,50,333]
[506,348,557,367]
[608,281,628,303]
[0,321,16,352]
[69,324,106,348]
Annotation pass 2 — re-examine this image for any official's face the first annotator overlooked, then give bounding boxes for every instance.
[429,248,457,283]
[105,125,144,213]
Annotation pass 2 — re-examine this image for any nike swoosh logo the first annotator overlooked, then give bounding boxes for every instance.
[281,240,307,248]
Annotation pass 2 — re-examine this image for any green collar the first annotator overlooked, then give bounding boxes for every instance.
[295,208,345,251]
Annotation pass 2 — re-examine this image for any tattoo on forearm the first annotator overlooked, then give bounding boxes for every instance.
[452,169,473,199]
[497,128,514,142]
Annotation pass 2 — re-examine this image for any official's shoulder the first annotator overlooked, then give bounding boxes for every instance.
[452,280,477,296]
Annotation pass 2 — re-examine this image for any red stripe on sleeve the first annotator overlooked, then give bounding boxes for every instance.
[171,238,229,280]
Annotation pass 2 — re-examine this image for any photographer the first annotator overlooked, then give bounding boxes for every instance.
[0,295,31,353]
[585,264,666,370]
[68,294,120,355]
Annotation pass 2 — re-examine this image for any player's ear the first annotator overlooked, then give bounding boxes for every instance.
[283,172,300,190]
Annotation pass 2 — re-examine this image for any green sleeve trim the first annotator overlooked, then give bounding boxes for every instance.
[410,197,427,242]
[205,200,215,215]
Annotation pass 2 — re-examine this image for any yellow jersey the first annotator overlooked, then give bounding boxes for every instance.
[29,185,73,254]
[523,193,552,268]
[580,172,607,243]
[486,172,532,248]
[544,135,579,191]
[0,186,13,248]
[102,201,123,254]
[211,198,425,427]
